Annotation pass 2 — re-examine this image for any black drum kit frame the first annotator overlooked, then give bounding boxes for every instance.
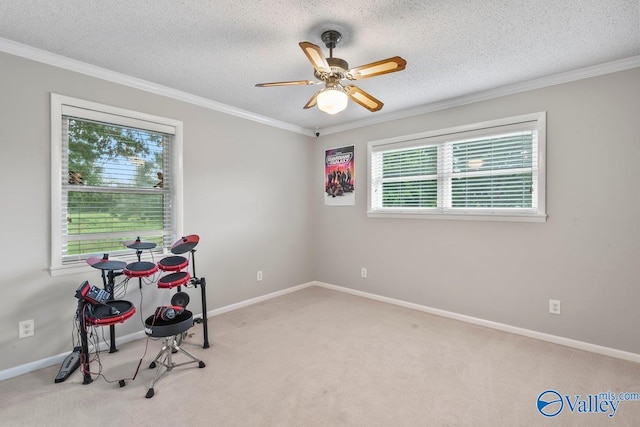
[61,234,210,397]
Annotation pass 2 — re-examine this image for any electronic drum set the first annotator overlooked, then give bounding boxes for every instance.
[67,234,209,397]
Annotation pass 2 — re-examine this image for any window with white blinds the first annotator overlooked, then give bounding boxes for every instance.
[51,94,183,274]
[368,112,546,222]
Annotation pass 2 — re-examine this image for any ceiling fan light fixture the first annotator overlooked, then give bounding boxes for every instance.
[255,30,406,114]
[316,86,348,115]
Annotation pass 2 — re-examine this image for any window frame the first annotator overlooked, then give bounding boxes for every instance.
[367,112,547,222]
[50,93,184,276]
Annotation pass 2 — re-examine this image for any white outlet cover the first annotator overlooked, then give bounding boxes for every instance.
[19,320,34,338]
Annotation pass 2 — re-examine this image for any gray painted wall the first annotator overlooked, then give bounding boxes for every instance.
[313,68,640,354]
[0,52,314,371]
[1,49,638,374]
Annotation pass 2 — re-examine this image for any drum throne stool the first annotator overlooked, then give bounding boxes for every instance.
[144,308,205,398]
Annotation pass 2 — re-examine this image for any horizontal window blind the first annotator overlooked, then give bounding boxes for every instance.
[447,130,536,209]
[373,146,438,208]
[369,113,545,220]
[61,115,174,263]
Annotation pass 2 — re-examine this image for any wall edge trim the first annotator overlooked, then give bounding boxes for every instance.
[313,281,640,364]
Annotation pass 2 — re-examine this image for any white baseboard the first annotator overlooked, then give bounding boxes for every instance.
[204,282,314,318]
[312,281,640,364]
[0,282,316,381]
[0,330,148,381]
[3,279,637,381]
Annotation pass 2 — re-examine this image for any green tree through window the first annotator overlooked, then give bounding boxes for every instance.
[64,118,170,258]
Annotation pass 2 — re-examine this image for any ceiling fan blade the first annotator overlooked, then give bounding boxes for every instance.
[347,56,406,80]
[255,80,317,87]
[303,91,319,109]
[344,85,383,112]
[299,42,331,74]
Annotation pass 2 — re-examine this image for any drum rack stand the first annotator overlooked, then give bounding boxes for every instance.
[100,269,121,353]
[187,248,210,349]
[77,298,93,385]
[75,292,136,385]
[145,245,210,349]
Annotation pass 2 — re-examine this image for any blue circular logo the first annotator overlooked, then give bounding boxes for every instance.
[537,390,563,417]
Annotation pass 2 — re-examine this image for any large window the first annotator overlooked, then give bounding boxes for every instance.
[51,94,183,275]
[368,112,546,221]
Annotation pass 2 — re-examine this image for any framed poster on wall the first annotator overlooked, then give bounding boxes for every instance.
[325,145,354,206]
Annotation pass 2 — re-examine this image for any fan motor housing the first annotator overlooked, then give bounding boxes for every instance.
[315,57,349,80]
[327,57,348,71]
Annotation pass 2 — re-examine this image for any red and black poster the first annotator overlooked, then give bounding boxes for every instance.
[325,145,355,206]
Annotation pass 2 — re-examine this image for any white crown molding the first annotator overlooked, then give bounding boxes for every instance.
[320,55,640,136]
[0,37,313,137]
[1,37,637,138]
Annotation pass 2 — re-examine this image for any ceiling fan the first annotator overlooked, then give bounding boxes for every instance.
[255,30,406,115]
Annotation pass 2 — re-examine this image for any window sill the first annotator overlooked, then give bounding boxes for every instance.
[367,210,547,223]
[50,263,95,277]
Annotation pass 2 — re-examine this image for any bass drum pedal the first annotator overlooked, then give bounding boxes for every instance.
[54,347,81,383]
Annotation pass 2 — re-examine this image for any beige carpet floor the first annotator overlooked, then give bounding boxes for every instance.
[1,286,639,426]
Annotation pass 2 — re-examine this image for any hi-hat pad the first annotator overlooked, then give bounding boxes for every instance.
[171,291,190,308]
[87,254,127,271]
[123,237,157,250]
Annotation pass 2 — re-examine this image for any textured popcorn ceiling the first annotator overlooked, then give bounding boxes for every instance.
[0,0,638,131]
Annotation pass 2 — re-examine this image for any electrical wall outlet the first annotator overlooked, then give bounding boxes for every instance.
[549,299,561,315]
[19,319,34,338]
[257,270,263,281]
[361,267,367,278]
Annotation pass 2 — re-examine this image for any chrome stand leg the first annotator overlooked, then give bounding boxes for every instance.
[146,335,205,398]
